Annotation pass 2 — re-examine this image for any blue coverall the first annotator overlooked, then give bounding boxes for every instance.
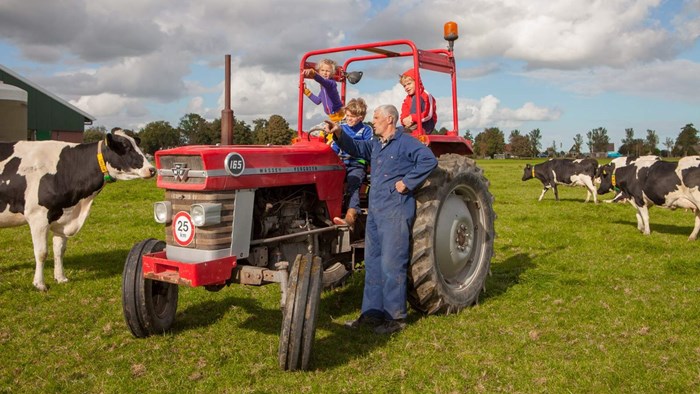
[335,128,437,320]
[330,122,373,210]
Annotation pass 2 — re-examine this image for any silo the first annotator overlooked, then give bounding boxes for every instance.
[0,81,28,141]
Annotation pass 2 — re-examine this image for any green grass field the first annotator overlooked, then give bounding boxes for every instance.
[1,159,699,393]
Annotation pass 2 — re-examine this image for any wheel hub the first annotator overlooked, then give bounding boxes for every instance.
[435,193,476,285]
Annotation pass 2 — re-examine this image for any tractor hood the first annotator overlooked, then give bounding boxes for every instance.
[155,142,345,196]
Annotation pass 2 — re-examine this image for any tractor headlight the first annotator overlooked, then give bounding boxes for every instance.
[154,201,172,223]
[191,203,222,227]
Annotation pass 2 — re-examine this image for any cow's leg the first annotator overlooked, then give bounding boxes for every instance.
[538,186,549,201]
[583,178,597,203]
[638,205,651,235]
[29,223,50,291]
[52,233,68,283]
[688,211,700,241]
[553,184,559,201]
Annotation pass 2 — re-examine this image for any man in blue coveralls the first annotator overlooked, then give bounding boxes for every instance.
[325,104,438,334]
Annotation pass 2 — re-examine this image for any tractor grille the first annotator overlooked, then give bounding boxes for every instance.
[159,155,205,185]
[165,190,236,250]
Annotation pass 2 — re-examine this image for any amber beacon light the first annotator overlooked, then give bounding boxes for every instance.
[444,21,459,51]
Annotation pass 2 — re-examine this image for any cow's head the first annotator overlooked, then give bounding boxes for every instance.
[597,163,616,195]
[103,130,155,180]
[522,164,534,181]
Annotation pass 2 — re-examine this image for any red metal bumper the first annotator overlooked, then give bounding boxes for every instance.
[142,251,237,287]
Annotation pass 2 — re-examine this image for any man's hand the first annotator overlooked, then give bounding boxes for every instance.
[323,120,341,138]
[395,180,408,194]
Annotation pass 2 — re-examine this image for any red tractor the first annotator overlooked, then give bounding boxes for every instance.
[122,22,495,371]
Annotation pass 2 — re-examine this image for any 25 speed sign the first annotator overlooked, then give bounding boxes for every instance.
[172,211,195,246]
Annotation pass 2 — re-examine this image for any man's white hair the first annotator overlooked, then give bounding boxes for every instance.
[376,104,398,125]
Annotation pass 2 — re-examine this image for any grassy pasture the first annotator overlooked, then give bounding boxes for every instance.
[1,159,699,393]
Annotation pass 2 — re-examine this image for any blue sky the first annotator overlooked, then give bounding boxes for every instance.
[1,0,698,151]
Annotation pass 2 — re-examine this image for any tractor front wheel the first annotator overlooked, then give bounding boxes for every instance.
[279,253,322,371]
[122,239,179,337]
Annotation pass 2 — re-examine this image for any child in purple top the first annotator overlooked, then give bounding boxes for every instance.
[303,59,345,122]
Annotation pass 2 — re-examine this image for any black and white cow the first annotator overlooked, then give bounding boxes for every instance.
[522,158,599,203]
[0,130,155,290]
[596,156,660,203]
[597,156,700,239]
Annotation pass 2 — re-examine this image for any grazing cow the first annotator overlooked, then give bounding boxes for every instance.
[0,130,155,290]
[522,158,599,203]
[596,156,660,203]
[597,156,700,240]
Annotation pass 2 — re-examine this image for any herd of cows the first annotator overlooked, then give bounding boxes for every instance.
[522,155,700,240]
[1,129,699,291]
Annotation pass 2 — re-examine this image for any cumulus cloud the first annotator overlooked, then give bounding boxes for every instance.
[0,0,697,133]
[455,95,561,130]
[524,59,700,102]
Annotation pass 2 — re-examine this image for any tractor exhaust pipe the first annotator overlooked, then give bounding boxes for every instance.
[221,54,233,145]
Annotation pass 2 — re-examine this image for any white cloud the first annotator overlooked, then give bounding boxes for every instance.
[0,0,697,134]
[455,95,561,130]
[524,59,700,102]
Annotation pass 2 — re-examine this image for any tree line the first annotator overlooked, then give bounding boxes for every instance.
[84,113,297,155]
[85,113,698,160]
[469,123,698,158]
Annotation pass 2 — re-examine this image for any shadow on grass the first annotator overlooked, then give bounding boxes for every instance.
[173,295,283,336]
[311,275,392,371]
[611,219,693,237]
[169,273,391,370]
[482,252,536,302]
[0,249,129,281]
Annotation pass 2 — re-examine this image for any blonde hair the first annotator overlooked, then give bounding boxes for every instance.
[400,74,414,85]
[345,98,367,118]
[316,59,337,74]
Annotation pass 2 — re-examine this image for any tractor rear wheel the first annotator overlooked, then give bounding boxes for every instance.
[409,154,495,314]
[122,239,179,337]
[279,253,322,371]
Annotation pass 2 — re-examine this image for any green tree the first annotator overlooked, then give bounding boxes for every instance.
[674,123,698,156]
[474,127,505,158]
[572,134,584,156]
[528,128,542,156]
[644,129,659,155]
[463,129,474,141]
[586,127,610,154]
[620,128,635,155]
[233,119,254,145]
[178,113,213,145]
[664,137,675,157]
[83,126,107,143]
[138,121,180,155]
[255,115,293,145]
[508,133,531,157]
[436,127,448,135]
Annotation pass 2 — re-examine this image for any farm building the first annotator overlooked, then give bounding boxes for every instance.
[0,64,95,143]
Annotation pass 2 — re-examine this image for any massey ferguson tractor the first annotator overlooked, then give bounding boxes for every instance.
[121,22,495,371]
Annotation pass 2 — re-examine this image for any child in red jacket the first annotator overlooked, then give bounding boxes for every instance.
[399,68,437,133]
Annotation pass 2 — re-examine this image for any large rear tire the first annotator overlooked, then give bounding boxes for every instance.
[278,253,322,371]
[122,239,179,337]
[409,154,495,314]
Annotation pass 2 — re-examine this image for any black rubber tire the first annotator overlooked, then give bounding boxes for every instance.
[122,239,179,338]
[409,154,495,314]
[278,253,322,371]
[322,261,351,289]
